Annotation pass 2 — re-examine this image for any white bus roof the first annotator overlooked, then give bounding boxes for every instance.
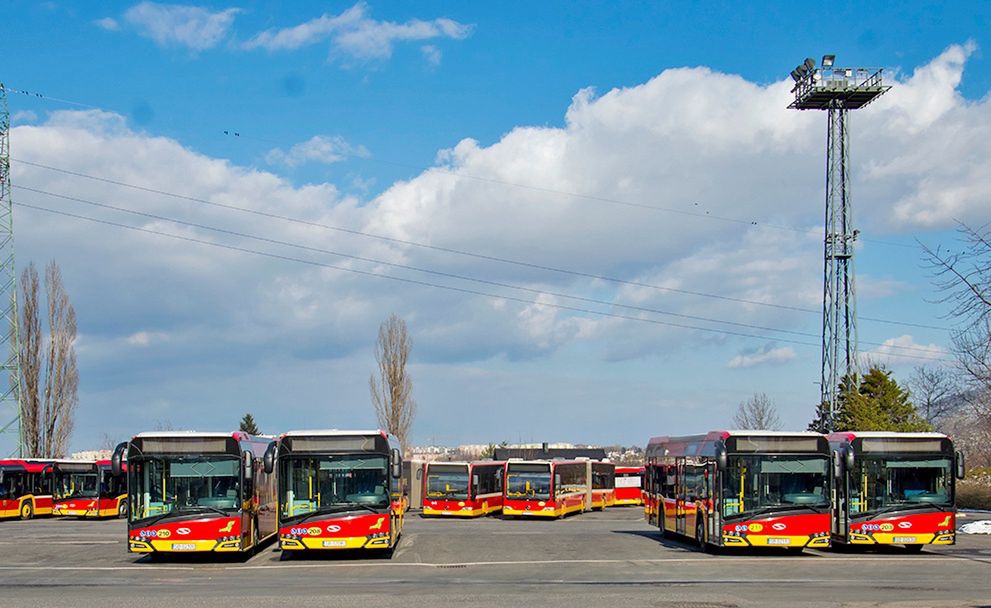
[284,429,386,437]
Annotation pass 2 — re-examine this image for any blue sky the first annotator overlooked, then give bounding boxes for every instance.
[1,2,989,452]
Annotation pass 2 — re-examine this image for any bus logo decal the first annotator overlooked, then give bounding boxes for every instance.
[157,529,171,538]
[897,521,912,529]
[326,525,341,533]
[176,527,191,535]
[880,523,894,532]
[369,517,385,531]
[938,515,951,527]
[747,523,763,533]
[307,527,321,536]
[772,523,786,531]
[219,521,235,534]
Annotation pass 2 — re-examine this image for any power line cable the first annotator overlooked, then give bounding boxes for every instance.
[13,184,950,359]
[12,158,947,332]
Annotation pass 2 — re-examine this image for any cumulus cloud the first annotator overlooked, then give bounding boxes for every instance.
[727,345,797,369]
[124,2,240,51]
[11,110,37,125]
[861,335,947,367]
[94,17,119,31]
[8,44,983,449]
[265,135,369,168]
[243,2,472,62]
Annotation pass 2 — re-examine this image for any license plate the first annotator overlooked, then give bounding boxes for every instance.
[893,537,917,543]
[322,540,347,547]
[171,543,197,551]
[766,538,791,545]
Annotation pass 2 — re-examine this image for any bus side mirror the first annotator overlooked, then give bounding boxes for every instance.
[832,450,844,480]
[391,448,402,479]
[955,451,966,480]
[263,442,276,475]
[715,445,727,471]
[844,447,855,473]
[243,450,254,482]
[111,442,127,477]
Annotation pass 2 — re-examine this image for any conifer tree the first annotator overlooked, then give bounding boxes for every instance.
[808,367,932,432]
[239,413,260,435]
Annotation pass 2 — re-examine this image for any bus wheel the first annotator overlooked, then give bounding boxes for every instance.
[117,501,128,519]
[695,518,709,552]
[19,501,33,520]
[251,518,260,553]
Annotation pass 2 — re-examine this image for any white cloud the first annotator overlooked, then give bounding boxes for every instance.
[421,45,442,66]
[265,135,369,168]
[861,335,947,367]
[124,2,240,51]
[727,345,797,369]
[11,110,37,125]
[243,2,472,62]
[94,17,119,31]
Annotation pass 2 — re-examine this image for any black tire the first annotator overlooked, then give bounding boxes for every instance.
[251,518,260,554]
[19,501,33,520]
[658,513,668,539]
[904,544,925,553]
[695,517,709,553]
[117,500,128,519]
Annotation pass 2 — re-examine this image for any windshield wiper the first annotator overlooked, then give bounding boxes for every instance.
[861,502,947,518]
[288,503,384,524]
[177,505,233,518]
[732,503,827,519]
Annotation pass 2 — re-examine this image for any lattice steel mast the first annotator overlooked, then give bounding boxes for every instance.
[788,55,889,431]
[0,83,23,457]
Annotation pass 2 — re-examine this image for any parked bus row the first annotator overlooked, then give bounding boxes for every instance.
[644,430,963,553]
[0,459,127,521]
[421,459,640,518]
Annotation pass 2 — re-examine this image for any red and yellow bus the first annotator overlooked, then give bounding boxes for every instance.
[0,459,54,520]
[114,431,277,555]
[52,460,128,518]
[422,461,504,517]
[828,431,963,551]
[645,431,831,552]
[614,466,644,506]
[267,430,406,553]
[590,461,616,510]
[503,460,589,518]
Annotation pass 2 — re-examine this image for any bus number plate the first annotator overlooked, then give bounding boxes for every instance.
[766,538,791,545]
[893,537,917,543]
[322,540,347,547]
[171,543,197,551]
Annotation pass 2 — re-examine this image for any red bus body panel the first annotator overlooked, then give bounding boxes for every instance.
[130,516,245,553]
[279,512,398,550]
[720,512,831,548]
[847,511,956,546]
[614,466,644,506]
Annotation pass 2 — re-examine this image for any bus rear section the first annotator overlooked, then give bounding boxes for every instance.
[117,431,277,555]
[423,461,504,517]
[590,461,616,510]
[53,460,127,518]
[503,460,588,518]
[614,466,644,506]
[271,430,406,553]
[646,432,831,552]
[829,432,963,551]
[0,460,54,520]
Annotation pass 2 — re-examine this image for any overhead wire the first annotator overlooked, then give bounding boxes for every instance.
[12,184,951,360]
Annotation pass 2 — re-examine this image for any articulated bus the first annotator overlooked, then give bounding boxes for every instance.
[828,431,963,551]
[645,431,831,552]
[614,466,645,506]
[52,460,128,518]
[114,431,277,555]
[0,459,54,520]
[590,461,616,510]
[422,461,505,517]
[267,430,406,553]
[503,460,589,518]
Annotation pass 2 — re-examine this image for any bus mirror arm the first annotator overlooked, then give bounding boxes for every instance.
[111,442,127,477]
[955,451,966,480]
[263,442,276,475]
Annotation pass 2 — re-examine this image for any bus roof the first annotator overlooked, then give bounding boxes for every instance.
[283,429,388,438]
[133,431,252,440]
[0,459,54,473]
[828,431,949,440]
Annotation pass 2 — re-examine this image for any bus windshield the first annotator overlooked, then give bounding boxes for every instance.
[128,455,241,522]
[426,465,469,500]
[505,464,551,501]
[280,454,388,520]
[723,454,828,518]
[57,472,99,499]
[850,455,952,516]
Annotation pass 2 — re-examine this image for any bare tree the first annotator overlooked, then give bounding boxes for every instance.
[908,365,962,425]
[18,261,79,458]
[733,393,782,430]
[369,313,417,452]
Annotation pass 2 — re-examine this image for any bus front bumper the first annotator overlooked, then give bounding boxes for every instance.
[128,537,244,553]
[280,533,392,550]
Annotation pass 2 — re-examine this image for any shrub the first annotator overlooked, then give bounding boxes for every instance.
[957,475,991,510]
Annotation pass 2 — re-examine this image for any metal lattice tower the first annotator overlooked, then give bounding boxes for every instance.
[788,56,890,431]
[0,83,23,457]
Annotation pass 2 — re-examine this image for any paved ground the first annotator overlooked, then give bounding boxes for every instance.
[2,508,991,608]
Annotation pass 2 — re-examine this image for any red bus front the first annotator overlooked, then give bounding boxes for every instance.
[720,511,831,549]
[0,460,54,520]
[422,462,503,517]
[503,461,587,518]
[274,431,406,552]
[614,466,644,506]
[53,461,127,519]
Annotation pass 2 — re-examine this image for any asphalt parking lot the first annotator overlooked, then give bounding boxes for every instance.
[2,508,990,608]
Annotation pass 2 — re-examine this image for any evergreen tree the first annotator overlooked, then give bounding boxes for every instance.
[239,413,260,435]
[809,367,933,432]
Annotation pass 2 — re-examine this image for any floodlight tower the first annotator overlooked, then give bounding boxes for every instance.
[788,55,889,431]
[0,83,23,457]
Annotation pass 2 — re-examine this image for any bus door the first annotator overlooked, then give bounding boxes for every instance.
[675,458,687,536]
